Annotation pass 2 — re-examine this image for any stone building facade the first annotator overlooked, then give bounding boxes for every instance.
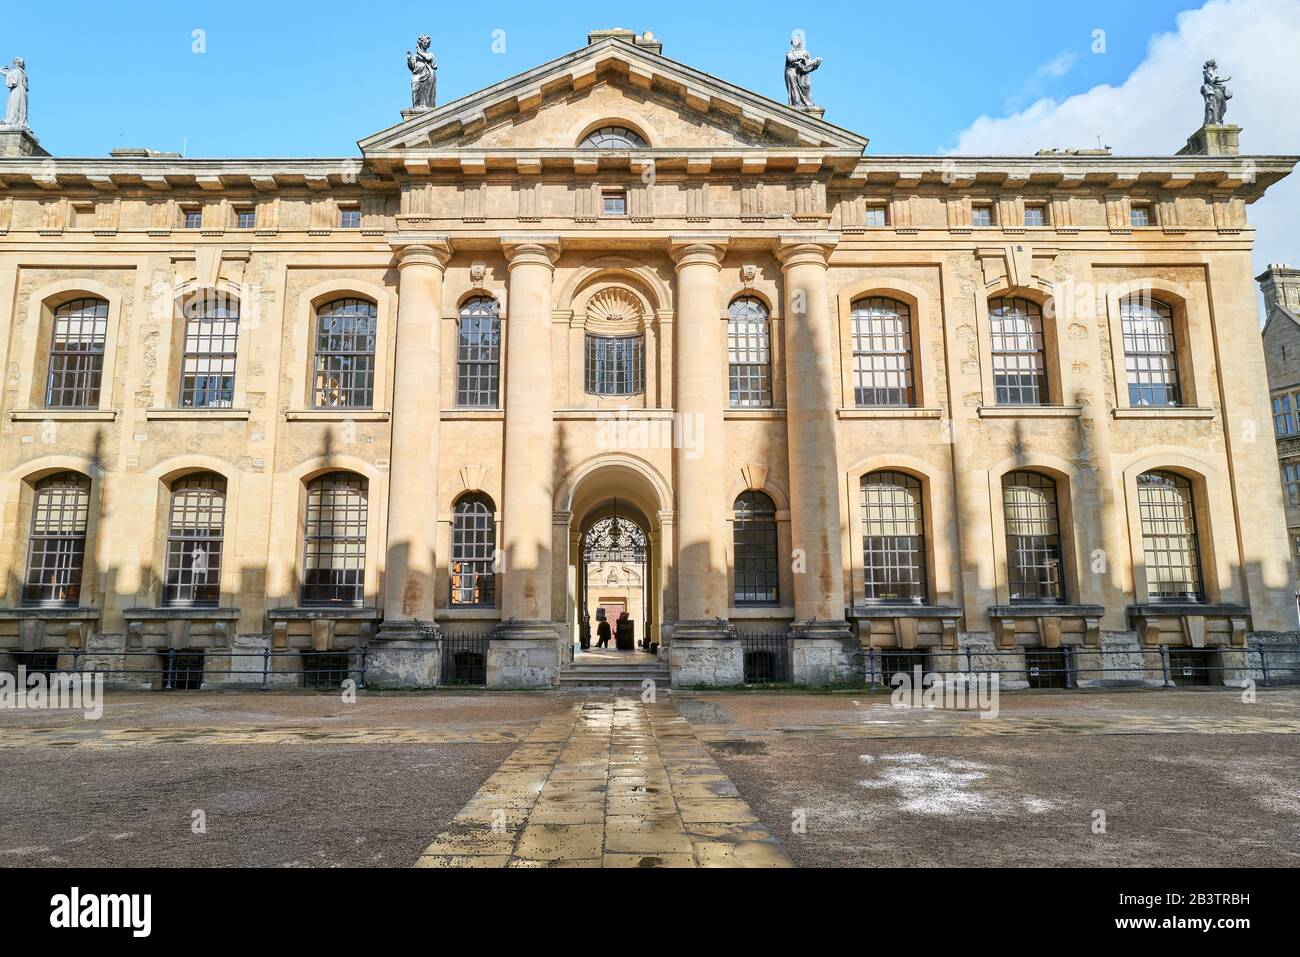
[1261,263,1300,592]
[1,30,1297,689]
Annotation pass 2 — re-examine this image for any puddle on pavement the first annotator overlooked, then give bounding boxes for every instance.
[675,700,734,725]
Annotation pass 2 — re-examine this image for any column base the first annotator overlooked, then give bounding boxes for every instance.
[368,620,441,689]
[488,621,566,689]
[667,620,743,688]
[789,620,860,686]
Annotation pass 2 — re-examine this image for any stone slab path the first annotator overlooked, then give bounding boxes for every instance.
[415,695,794,868]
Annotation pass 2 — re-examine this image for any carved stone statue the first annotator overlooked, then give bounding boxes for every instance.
[785,32,822,109]
[407,36,436,110]
[1,57,29,130]
[1201,59,1232,126]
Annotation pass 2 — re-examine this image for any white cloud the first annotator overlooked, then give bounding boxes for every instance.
[1038,50,1079,80]
[949,0,1300,277]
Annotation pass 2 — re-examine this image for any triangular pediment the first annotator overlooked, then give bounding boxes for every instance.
[359,37,868,160]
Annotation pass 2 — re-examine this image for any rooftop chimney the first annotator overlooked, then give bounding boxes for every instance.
[1259,264,1300,324]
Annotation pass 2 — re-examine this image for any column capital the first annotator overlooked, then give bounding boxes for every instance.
[775,233,839,268]
[387,235,452,270]
[502,235,562,270]
[669,236,729,269]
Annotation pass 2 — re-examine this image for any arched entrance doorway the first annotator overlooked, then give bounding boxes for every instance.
[579,509,649,653]
[558,457,670,668]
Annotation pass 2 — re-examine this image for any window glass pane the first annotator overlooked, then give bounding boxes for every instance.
[1137,471,1203,602]
[1131,206,1151,227]
[865,206,888,227]
[1024,206,1045,227]
[456,297,501,408]
[1274,394,1294,437]
[314,298,377,408]
[1122,297,1181,407]
[179,293,240,408]
[990,297,1048,405]
[861,471,927,603]
[23,473,91,606]
[579,127,647,148]
[301,474,367,606]
[339,208,361,229]
[603,193,627,216]
[728,297,772,408]
[1002,471,1065,602]
[972,206,993,226]
[851,297,914,407]
[163,474,226,607]
[585,335,644,396]
[450,495,496,607]
[46,298,108,409]
[733,492,779,604]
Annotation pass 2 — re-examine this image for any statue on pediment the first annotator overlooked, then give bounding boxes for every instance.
[785,31,822,109]
[1,57,29,130]
[408,35,437,110]
[1201,59,1232,126]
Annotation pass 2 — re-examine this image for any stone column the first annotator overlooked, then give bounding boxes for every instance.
[777,236,856,683]
[667,238,740,682]
[374,239,449,680]
[670,240,730,620]
[491,237,565,688]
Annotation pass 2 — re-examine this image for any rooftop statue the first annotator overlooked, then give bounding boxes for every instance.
[408,36,437,110]
[1,57,29,130]
[785,31,821,109]
[1201,59,1232,126]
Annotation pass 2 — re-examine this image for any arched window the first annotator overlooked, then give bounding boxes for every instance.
[301,473,367,607]
[179,292,240,408]
[23,472,91,607]
[456,297,501,408]
[163,473,226,607]
[46,298,109,409]
[989,297,1048,406]
[1002,471,1065,603]
[851,297,914,407]
[1137,471,1203,602]
[728,297,772,408]
[450,494,496,607]
[860,471,927,603]
[1121,297,1182,407]
[313,298,377,408]
[733,492,779,605]
[585,335,644,396]
[579,126,648,149]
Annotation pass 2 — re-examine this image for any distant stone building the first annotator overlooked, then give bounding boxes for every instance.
[0,29,1297,689]
[1261,264,1300,591]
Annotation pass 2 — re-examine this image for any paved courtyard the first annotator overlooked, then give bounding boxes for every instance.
[1,687,1298,867]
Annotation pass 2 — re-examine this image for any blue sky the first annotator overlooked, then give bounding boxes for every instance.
[5,0,1198,157]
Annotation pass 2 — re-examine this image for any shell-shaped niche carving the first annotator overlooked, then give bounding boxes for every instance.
[584,287,645,335]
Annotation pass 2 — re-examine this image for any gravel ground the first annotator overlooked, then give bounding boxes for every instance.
[5,688,1298,868]
[680,688,1300,867]
[0,691,559,868]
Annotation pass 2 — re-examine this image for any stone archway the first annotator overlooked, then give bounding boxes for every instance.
[558,458,670,665]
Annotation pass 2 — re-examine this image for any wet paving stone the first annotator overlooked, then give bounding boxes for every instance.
[414,695,793,868]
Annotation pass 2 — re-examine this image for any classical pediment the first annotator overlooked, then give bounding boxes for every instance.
[359,36,869,166]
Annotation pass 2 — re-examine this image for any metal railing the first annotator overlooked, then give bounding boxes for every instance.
[863,645,1300,690]
[738,630,792,684]
[11,647,368,691]
[440,632,489,686]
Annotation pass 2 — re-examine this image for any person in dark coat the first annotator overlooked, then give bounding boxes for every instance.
[616,611,634,651]
[595,608,612,649]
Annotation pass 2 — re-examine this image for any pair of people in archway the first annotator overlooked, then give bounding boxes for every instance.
[594,608,632,649]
